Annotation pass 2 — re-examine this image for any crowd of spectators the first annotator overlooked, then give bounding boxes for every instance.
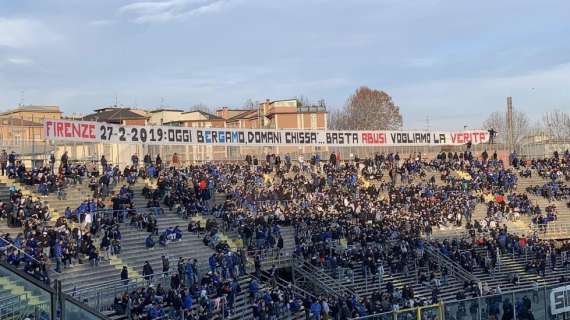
[3,149,570,320]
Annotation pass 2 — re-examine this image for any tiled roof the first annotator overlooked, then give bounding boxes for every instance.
[82,108,148,122]
[226,110,258,121]
[181,110,224,120]
[0,105,61,116]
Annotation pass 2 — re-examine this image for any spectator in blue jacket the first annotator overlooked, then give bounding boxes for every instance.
[184,291,193,311]
[208,253,217,273]
[147,302,164,319]
[310,299,322,320]
[54,240,63,273]
[145,234,155,248]
[185,263,195,288]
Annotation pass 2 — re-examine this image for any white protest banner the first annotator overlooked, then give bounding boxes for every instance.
[551,285,570,315]
[44,119,489,147]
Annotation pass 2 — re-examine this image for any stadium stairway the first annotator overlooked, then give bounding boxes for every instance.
[211,191,301,255]
[0,181,23,237]
[50,211,216,292]
[461,245,570,293]
[0,175,122,224]
[328,260,464,303]
[516,175,570,237]
[293,258,357,299]
[128,179,153,209]
[99,273,305,320]
[52,179,293,320]
[224,274,305,320]
[0,267,51,319]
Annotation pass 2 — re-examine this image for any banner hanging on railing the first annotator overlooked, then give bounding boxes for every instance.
[551,285,570,314]
[44,119,489,147]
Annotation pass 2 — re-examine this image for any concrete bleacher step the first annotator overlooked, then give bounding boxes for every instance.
[333,259,464,303]
[53,213,216,292]
[0,271,50,309]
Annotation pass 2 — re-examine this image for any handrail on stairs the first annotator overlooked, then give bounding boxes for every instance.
[67,253,208,294]
[255,269,316,300]
[293,257,357,298]
[530,222,570,236]
[425,244,480,285]
[0,237,44,266]
[292,259,338,297]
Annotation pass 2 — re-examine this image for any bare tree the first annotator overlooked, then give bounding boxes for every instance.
[482,110,529,145]
[543,110,570,139]
[328,109,345,129]
[330,86,402,130]
[295,95,311,107]
[243,99,257,109]
[189,103,212,113]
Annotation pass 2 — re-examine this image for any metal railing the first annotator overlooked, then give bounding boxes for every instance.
[68,250,209,312]
[0,259,109,320]
[246,247,295,269]
[65,270,174,295]
[293,257,357,298]
[257,269,316,300]
[0,237,45,267]
[425,245,480,285]
[350,279,570,320]
[530,222,570,237]
[349,303,443,320]
[69,271,175,313]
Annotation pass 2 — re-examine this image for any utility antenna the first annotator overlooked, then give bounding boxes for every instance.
[425,115,431,131]
[19,90,25,106]
[160,97,165,108]
[114,93,118,107]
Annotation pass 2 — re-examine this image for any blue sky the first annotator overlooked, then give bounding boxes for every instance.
[1,0,569,129]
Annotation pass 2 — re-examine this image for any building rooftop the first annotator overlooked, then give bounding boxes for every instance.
[0,105,62,116]
[181,110,224,120]
[226,110,258,122]
[263,98,298,104]
[215,107,251,112]
[297,105,327,113]
[82,107,148,123]
[148,108,184,113]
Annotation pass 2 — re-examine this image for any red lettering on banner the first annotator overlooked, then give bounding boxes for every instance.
[56,123,64,137]
[44,120,97,140]
[81,124,88,138]
[88,124,95,138]
[45,120,53,137]
[451,131,488,144]
[452,133,461,143]
[64,123,71,137]
[361,132,385,144]
[72,123,81,137]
